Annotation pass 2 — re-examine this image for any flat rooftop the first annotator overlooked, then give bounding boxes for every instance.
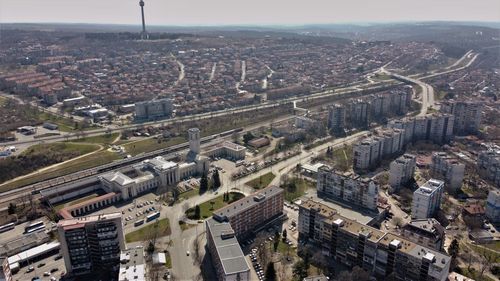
[206,218,250,276]
[213,185,283,221]
[58,212,122,230]
[119,247,145,281]
[303,195,378,225]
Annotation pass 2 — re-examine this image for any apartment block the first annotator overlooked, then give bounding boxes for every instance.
[212,185,284,239]
[401,219,445,251]
[412,179,445,219]
[0,257,12,281]
[205,218,250,281]
[485,190,500,223]
[317,167,378,210]
[353,137,384,171]
[135,98,174,120]
[377,128,404,156]
[327,104,346,135]
[347,99,369,128]
[440,100,483,135]
[57,212,125,276]
[430,152,465,192]
[477,145,500,187]
[298,200,451,281]
[389,154,416,192]
[387,113,455,146]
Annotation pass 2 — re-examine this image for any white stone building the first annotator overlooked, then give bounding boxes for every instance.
[389,154,416,191]
[412,179,444,219]
[430,152,465,192]
[317,167,379,210]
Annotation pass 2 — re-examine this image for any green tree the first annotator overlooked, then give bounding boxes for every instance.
[292,260,309,280]
[213,170,221,189]
[7,203,16,215]
[199,173,208,194]
[273,231,280,252]
[243,132,254,144]
[282,229,287,242]
[265,262,277,281]
[194,205,201,219]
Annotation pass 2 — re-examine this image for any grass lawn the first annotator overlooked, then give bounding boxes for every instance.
[165,251,172,269]
[483,241,500,252]
[281,178,315,202]
[70,133,119,145]
[37,112,96,132]
[126,218,171,243]
[468,242,500,262]
[177,188,199,202]
[186,192,245,219]
[0,150,120,193]
[123,136,186,156]
[23,142,100,156]
[245,172,276,189]
[458,267,496,281]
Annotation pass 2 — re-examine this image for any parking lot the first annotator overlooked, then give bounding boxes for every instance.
[12,253,65,281]
[93,192,164,233]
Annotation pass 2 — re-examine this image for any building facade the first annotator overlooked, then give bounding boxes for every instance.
[327,104,346,135]
[317,167,379,210]
[477,145,500,187]
[389,154,416,192]
[412,179,445,219]
[0,257,12,281]
[57,213,125,276]
[401,219,445,251]
[212,186,284,239]
[298,200,451,281]
[440,100,483,135]
[430,152,465,192]
[135,98,173,120]
[485,190,500,223]
[353,137,384,171]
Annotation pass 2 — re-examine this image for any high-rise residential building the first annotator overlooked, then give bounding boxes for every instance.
[440,100,484,135]
[401,219,445,251]
[485,190,500,223]
[118,247,146,281]
[347,99,369,128]
[477,144,500,187]
[0,257,12,281]
[134,98,173,120]
[212,185,284,239]
[353,136,384,171]
[378,128,404,156]
[387,114,455,146]
[298,199,451,281]
[430,152,465,192]
[57,212,125,276]
[317,167,379,210]
[327,104,346,135]
[353,128,403,172]
[412,179,445,219]
[206,218,250,281]
[389,154,416,192]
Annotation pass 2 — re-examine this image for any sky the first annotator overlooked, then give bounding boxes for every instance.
[1,0,499,26]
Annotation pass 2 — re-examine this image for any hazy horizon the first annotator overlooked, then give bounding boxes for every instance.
[1,0,499,26]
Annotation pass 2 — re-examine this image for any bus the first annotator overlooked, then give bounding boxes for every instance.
[134,220,144,227]
[0,222,14,233]
[24,221,45,234]
[146,212,160,222]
